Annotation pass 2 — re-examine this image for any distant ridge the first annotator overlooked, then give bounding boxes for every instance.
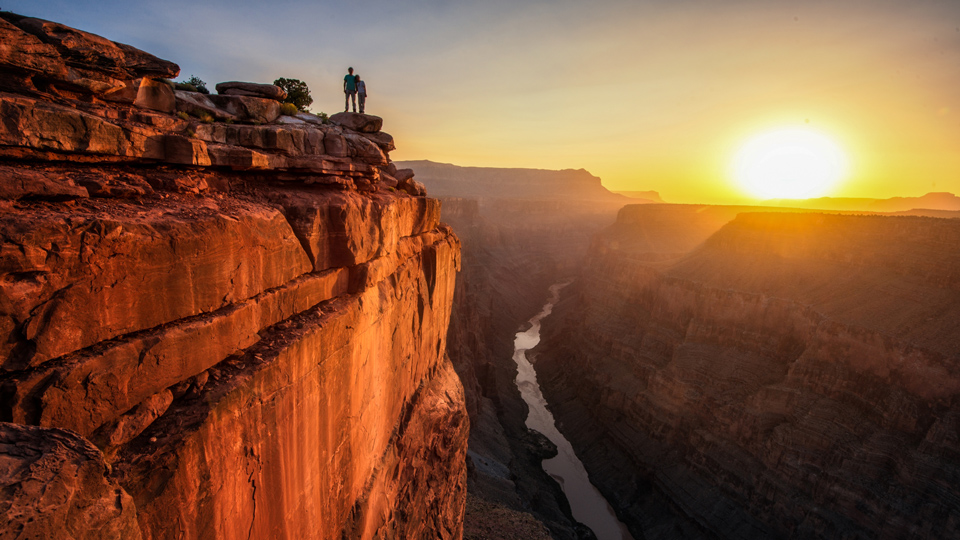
[615,190,664,203]
[395,160,627,202]
[765,192,960,213]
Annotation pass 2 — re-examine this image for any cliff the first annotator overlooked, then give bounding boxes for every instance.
[535,205,960,539]
[0,14,467,540]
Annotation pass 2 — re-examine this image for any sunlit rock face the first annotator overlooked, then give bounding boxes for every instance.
[536,205,960,539]
[0,13,467,540]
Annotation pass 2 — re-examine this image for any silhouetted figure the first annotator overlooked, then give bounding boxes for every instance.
[343,67,357,112]
[356,75,367,114]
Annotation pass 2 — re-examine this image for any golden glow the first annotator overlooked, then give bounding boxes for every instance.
[732,128,848,200]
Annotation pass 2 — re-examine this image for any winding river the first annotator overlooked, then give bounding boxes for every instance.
[512,283,635,540]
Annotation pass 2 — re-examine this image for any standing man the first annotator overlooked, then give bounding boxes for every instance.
[343,67,357,113]
[356,75,367,114]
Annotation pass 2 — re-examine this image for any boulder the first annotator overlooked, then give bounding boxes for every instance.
[133,77,175,113]
[343,132,388,165]
[361,131,396,152]
[215,81,287,101]
[175,90,238,122]
[295,112,326,126]
[399,177,426,197]
[381,173,399,188]
[276,115,306,125]
[0,422,143,540]
[394,168,415,182]
[208,94,280,124]
[329,112,383,133]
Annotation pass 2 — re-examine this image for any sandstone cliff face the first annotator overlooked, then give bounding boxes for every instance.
[0,14,467,540]
[536,206,960,539]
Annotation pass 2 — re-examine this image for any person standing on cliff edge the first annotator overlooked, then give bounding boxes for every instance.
[344,67,357,112]
[356,75,367,114]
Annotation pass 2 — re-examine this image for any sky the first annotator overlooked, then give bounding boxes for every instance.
[5,0,960,204]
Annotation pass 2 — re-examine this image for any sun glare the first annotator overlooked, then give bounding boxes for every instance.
[733,128,848,200]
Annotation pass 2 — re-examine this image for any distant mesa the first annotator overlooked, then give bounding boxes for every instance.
[765,191,960,213]
[396,159,627,202]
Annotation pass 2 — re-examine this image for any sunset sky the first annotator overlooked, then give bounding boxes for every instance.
[6,0,960,204]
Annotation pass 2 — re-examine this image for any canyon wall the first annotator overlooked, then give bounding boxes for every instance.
[0,14,467,540]
[536,205,960,539]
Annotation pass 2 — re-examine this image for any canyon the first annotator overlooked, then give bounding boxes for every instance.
[410,163,629,539]
[0,13,465,540]
[534,204,960,539]
[3,11,960,540]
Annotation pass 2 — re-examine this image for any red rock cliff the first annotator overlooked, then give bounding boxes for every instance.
[536,206,960,539]
[0,13,467,540]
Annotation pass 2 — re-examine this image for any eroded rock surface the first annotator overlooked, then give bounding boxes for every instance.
[0,12,464,540]
[0,422,142,540]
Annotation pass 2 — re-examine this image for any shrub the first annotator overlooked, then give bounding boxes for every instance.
[274,77,313,112]
[316,111,329,123]
[185,75,209,94]
[279,102,298,116]
[177,111,190,121]
[174,76,209,94]
[198,112,214,124]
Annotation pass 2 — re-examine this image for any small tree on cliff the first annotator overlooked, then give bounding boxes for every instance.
[273,77,313,112]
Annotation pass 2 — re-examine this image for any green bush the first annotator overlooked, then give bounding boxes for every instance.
[174,76,209,94]
[279,102,298,116]
[316,111,329,123]
[185,75,209,94]
[177,111,190,121]
[274,77,313,112]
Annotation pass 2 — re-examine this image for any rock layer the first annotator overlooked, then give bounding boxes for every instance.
[536,206,960,539]
[0,13,465,540]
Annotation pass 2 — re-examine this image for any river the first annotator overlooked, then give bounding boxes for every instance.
[512,282,635,540]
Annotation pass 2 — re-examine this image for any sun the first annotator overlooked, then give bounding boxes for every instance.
[733,128,848,199]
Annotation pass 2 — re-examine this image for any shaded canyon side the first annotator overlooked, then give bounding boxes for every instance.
[0,13,467,540]
[535,205,960,539]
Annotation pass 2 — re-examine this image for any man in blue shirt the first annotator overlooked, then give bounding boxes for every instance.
[344,67,357,113]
